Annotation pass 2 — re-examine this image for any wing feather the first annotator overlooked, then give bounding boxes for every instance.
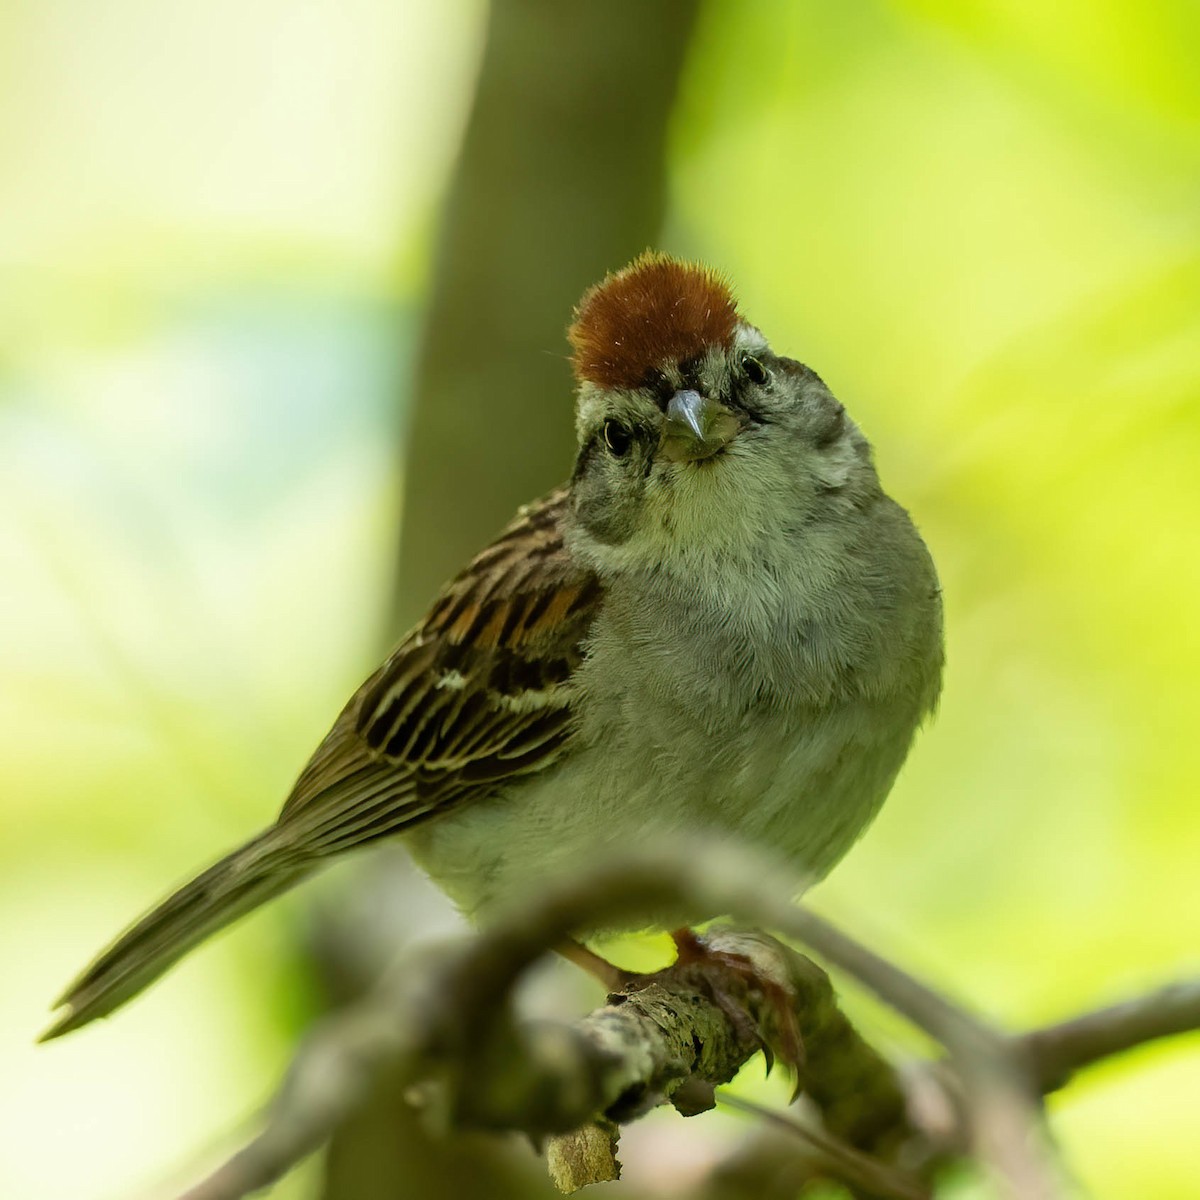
[273,488,597,857]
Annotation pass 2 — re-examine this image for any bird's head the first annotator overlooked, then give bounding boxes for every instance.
[565,252,878,577]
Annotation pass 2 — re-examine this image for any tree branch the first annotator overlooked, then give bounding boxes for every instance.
[1018,978,1200,1093]
[175,841,1200,1199]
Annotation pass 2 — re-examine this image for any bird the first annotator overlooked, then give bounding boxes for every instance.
[42,252,943,1041]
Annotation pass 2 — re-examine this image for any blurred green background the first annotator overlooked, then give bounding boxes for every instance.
[4,1,1198,1197]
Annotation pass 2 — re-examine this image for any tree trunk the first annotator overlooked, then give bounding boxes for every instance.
[318,2,700,1196]
[391,0,702,627]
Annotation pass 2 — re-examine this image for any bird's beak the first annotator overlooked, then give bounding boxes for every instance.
[660,390,741,464]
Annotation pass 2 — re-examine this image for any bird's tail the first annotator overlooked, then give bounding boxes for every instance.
[40,831,311,1041]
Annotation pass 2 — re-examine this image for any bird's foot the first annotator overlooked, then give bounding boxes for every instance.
[558,931,804,1090]
[668,928,805,1088]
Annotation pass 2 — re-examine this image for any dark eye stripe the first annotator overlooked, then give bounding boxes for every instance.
[570,434,603,484]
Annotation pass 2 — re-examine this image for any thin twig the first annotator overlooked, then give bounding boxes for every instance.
[1019,977,1200,1092]
[717,1091,930,1200]
[756,902,1065,1200]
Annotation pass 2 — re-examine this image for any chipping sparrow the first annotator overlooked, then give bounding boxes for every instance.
[43,253,943,1040]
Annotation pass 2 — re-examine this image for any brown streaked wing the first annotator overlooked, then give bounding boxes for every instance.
[273,489,600,855]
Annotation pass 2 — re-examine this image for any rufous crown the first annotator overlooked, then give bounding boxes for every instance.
[568,252,740,389]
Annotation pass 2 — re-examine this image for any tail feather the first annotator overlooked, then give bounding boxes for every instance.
[40,832,311,1041]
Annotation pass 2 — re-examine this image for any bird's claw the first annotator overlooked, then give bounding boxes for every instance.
[669,929,806,1096]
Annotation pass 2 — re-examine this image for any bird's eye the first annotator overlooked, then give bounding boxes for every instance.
[602,419,632,457]
[740,354,769,386]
